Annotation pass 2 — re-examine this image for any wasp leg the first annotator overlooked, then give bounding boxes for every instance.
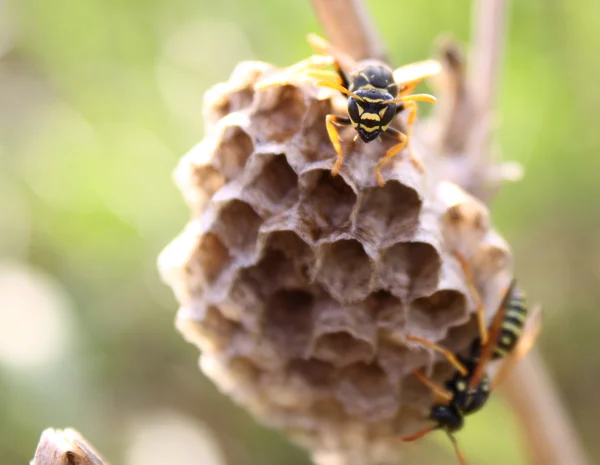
[396,100,426,174]
[413,370,453,402]
[453,252,488,346]
[255,55,336,90]
[307,33,354,86]
[469,280,518,388]
[400,425,437,442]
[304,69,343,85]
[375,127,408,186]
[326,115,351,176]
[406,335,468,376]
[491,303,542,390]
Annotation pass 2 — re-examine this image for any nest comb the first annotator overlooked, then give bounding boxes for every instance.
[158,58,513,465]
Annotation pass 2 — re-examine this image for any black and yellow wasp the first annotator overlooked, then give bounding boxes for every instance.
[303,34,441,186]
[403,278,542,465]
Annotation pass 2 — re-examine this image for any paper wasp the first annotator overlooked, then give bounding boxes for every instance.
[403,278,542,465]
[303,34,441,186]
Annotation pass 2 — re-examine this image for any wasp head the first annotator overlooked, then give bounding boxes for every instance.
[348,89,396,143]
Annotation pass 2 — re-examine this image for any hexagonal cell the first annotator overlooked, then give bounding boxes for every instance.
[297,98,336,162]
[335,363,399,422]
[287,359,337,392]
[211,199,261,257]
[407,290,468,339]
[313,239,373,303]
[212,125,254,180]
[176,303,239,351]
[264,289,315,360]
[367,291,406,331]
[374,242,441,301]
[353,182,422,250]
[242,154,299,217]
[191,164,226,201]
[308,298,376,367]
[189,232,231,288]
[253,85,307,142]
[258,230,315,281]
[299,169,357,240]
[376,341,432,385]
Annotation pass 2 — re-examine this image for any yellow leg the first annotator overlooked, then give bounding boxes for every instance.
[400,100,426,174]
[375,127,408,186]
[304,69,343,85]
[255,55,335,90]
[453,252,488,345]
[325,115,351,176]
[413,370,453,402]
[406,335,468,376]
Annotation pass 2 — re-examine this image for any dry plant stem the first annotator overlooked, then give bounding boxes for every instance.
[310,0,388,62]
[31,428,108,465]
[502,351,591,465]
[469,1,590,464]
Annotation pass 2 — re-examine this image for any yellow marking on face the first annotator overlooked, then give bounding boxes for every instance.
[362,97,384,103]
[359,124,379,132]
[360,72,370,81]
[356,103,365,115]
[359,84,377,90]
[361,113,381,121]
[456,381,466,391]
[501,336,513,346]
[379,107,388,118]
[381,124,390,131]
[351,121,358,128]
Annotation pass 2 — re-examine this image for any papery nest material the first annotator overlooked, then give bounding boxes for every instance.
[158,52,513,465]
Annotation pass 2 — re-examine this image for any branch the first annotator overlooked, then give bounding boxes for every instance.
[502,351,591,465]
[310,0,388,62]
[31,428,108,465]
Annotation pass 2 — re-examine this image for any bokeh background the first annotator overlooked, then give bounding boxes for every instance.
[1,0,599,464]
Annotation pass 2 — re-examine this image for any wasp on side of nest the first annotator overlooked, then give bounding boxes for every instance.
[403,278,542,465]
[303,34,441,186]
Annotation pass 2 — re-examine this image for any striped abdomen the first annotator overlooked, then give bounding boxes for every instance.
[492,285,528,360]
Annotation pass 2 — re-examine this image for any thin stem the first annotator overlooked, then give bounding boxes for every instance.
[310,0,388,62]
[468,0,507,118]
[501,350,591,465]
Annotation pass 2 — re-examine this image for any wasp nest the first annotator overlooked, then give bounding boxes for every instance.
[158,58,512,465]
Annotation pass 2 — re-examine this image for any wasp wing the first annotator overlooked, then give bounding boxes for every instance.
[393,59,442,86]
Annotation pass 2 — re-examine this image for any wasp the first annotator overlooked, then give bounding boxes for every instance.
[403,279,542,465]
[302,34,441,186]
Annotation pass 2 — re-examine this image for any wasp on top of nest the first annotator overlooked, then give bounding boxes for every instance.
[303,34,441,186]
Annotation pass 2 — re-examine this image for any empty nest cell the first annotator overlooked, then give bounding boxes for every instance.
[374,242,441,301]
[253,84,307,142]
[241,154,299,217]
[212,124,254,180]
[189,232,231,288]
[297,98,337,162]
[299,169,357,240]
[313,239,373,303]
[308,297,377,368]
[176,303,239,352]
[263,288,315,360]
[407,289,468,337]
[258,230,315,281]
[353,182,422,249]
[334,363,399,422]
[210,199,262,257]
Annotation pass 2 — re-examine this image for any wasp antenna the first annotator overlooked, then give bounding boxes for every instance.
[315,80,364,101]
[446,431,467,465]
[391,93,438,104]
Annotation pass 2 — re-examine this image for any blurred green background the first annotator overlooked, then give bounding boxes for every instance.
[1,0,598,464]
